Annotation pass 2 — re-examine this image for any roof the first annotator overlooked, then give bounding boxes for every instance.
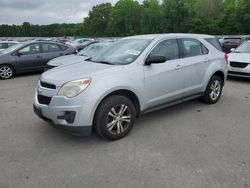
[123,33,215,40]
[0,41,19,44]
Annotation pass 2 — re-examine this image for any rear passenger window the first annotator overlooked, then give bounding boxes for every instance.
[42,44,61,53]
[201,44,209,54]
[59,45,68,51]
[18,44,41,55]
[150,39,179,61]
[205,38,223,51]
[181,39,204,57]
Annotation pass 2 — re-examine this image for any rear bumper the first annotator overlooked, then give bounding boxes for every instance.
[33,104,92,136]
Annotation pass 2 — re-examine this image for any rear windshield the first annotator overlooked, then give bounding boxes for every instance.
[223,38,243,45]
[205,38,223,51]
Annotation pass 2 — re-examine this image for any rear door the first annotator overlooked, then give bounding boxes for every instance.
[144,39,185,109]
[178,38,210,97]
[14,43,44,72]
[41,43,65,66]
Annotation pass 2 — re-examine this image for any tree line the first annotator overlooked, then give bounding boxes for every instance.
[0,0,250,37]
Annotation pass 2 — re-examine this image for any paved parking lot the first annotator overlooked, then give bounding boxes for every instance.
[0,74,250,188]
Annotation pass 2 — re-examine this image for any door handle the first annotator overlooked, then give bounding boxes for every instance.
[175,65,182,70]
[37,55,41,58]
[59,53,63,56]
[204,58,209,63]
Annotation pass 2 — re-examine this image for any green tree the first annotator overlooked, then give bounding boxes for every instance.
[107,0,143,36]
[83,3,113,36]
[162,0,188,33]
[141,0,164,34]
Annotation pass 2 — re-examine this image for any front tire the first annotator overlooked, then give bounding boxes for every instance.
[0,65,14,79]
[94,95,136,140]
[202,75,222,104]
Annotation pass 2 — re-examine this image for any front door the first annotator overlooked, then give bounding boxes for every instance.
[14,43,44,72]
[144,39,185,109]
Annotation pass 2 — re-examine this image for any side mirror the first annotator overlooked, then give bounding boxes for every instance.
[145,55,167,65]
[16,52,23,57]
[230,48,235,53]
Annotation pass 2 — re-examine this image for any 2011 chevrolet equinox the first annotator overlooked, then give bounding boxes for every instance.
[33,34,228,140]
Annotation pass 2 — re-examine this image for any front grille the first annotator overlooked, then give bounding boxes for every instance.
[230,61,248,68]
[40,81,56,89]
[37,95,51,105]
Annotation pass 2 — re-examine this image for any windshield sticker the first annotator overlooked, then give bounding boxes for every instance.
[126,50,140,56]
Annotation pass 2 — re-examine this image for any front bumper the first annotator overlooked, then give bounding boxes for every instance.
[33,82,97,136]
[228,64,250,78]
[33,104,92,136]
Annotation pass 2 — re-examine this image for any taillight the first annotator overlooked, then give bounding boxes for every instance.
[224,53,228,63]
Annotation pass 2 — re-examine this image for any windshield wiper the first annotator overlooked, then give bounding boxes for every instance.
[96,61,115,65]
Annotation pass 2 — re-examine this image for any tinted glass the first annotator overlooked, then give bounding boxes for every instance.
[201,44,209,54]
[60,45,68,51]
[181,39,203,57]
[18,44,41,55]
[223,38,243,45]
[42,43,60,52]
[150,39,179,60]
[0,43,6,49]
[205,38,223,51]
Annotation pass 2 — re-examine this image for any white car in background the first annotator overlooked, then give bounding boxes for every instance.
[66,38,94,47]
[228,41,250,78]
[0,41,19,52]
[46,42,113,69]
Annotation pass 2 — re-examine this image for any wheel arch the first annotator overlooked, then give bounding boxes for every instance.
[212,71,225,86]
[93,89,141,126]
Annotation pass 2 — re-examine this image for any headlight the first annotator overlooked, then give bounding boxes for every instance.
[58,78,91,98]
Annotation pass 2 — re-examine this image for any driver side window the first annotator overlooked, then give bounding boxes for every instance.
[18,44,41,55]
[150,39,179,61]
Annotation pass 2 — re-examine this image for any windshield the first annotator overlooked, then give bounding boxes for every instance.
[78,43,111,58]
[91,39,152,65]
[235,42,250,53]
[0,43,23,54]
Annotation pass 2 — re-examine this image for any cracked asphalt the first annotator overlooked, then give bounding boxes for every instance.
[0,74,250,188]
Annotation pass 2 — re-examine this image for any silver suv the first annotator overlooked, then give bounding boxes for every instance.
[33,34,228,140]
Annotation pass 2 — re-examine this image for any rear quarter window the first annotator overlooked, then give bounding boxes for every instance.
[59,45,68,51]
[205,38,223,51]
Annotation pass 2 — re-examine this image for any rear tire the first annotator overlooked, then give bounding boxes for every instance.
[94,95,136,140]
[202,75,222,104]
[0,65,15,79]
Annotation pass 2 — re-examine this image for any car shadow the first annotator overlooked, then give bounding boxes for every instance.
[37,99,203,145]
[227,76,250,83]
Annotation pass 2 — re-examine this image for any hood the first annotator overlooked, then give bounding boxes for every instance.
[41,61,123,86]
[47,55,88,66]
[228,53,250,63]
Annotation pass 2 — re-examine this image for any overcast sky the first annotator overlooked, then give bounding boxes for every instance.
[0,0,122,25]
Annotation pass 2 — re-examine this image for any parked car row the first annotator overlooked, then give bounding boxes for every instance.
[0,41,76,79]
[0,39,114,79]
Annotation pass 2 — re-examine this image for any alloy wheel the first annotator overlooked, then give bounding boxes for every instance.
[0,66,13,79]
[210,80,221,101]
[106,104,132,135]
